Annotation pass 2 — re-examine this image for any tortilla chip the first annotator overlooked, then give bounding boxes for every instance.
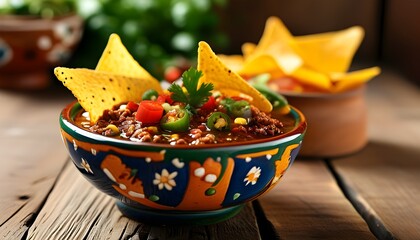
[217,54,245,73]
[55,67,161,123]
[241,42,256,58]
[295,26,364,74]
[239,55,282,77]
[197,41,273,112]
[291,67,332,91]
[96,33,162,92]
[244,17,302,75]
[331,67,381,92]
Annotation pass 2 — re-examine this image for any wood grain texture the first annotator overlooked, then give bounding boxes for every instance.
[331,71,420,239]
[27,161,261,240]
[0,87,73,239]
[258,160,375,240]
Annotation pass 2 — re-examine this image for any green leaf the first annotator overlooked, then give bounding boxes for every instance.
[169,67,214,109]
[168,83,188,103]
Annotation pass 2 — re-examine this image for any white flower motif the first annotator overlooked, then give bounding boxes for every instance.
[244,166,261,186]
[153,169,177,191]
[81,158,93,174]
[91,148,97,155]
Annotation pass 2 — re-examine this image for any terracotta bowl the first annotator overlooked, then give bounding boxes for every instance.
[0,14,83,89]
[282,86,367,157]
[59,101,306,225]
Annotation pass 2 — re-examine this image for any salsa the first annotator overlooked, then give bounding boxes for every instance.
[74,68,296,145]
[75,98,296,145]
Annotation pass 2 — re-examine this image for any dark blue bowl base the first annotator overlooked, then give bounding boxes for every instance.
[116,201,244,225]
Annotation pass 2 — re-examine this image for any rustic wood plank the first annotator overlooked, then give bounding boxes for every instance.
[258,160,375,239]
[27,159,261,240]
[205,203,261,240]
[0,86,73,239]
[331,71,420,239]
[146,202,261,240]
[26,160,139,240]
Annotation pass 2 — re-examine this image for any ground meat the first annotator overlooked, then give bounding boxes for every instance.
[84,103,287,145]
[247,106,284,136]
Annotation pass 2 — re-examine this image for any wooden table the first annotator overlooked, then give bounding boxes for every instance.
[1,70,419,239]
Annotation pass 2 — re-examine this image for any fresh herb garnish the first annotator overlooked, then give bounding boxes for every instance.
[168,68,214,112]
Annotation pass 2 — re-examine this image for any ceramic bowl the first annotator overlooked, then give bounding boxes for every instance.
[59,101,306,225]
[0,14,83,89]
[281,86,367,157]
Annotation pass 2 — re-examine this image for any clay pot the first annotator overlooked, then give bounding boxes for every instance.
[0,14,83,89]
[283,86,367,157]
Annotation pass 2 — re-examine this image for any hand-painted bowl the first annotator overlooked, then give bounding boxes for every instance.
[59,102,306,225]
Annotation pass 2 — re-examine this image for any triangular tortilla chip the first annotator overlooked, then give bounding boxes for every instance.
[217,54,245,73]
[295,26,364,74]
[244,17,302,75]
[197,41,273,112]
[331,67,381,92]
[291,67,332,91]
[55,67,161,123]
[241,42,256,58]
[96,33,162,93]
[239,55,283,77]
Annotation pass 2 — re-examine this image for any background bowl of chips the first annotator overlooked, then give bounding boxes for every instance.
[219,16,380,157]
[59,101,306,225]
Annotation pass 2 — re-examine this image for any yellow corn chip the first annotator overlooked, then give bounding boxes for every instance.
[291,67,332,91]
[55,67,161,123]
[331,67,381,92]
[239,55,282,77]
[197,41,273,112]
[96,33,162,93]
[241,42,256,58]
[244,16,302,75]
[295,26,364,74]
[217,54,245,73]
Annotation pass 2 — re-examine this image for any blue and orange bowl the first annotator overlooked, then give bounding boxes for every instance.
[59,102,306,225]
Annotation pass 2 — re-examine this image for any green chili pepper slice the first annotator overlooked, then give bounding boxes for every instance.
[142,89,159,101]
[207,112,231,131]
[231,100,251,118]
[160,108,190,132]
[221,98,251,118]
[253,85,289,111]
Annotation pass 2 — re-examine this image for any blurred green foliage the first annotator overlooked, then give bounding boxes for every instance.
[72,0,228,78]
[0,0,76,18]
[0,0,228,79]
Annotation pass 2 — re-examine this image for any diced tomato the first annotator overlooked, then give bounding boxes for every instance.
[126,101,139,112]
[157,93,174,105]
[164,66,182,83]
[200,95,216,110]
[230,96,246,101]
[156,95,166,104]
[135,100,164,124]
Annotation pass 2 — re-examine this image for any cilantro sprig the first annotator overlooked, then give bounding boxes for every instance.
[168,68,214,112]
